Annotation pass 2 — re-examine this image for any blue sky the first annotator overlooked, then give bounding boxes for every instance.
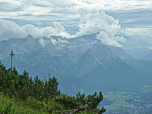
[0,0,152,50]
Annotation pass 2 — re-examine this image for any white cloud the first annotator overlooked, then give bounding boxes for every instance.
[38,38,46,47]
[146,47,152,50]
[58,38,69,44]
[0,0,152,48]
[0,19,26,41]
[118,27,152,48]
[96,31,124,47]
[71,8,126,47]
[0,0,22,11]
[35,21,43,26]
[0,19,71,42]
[0,7,127,47]
[49,37,69,46]
[50,37,56,45]
[119,27,152,38]
[35,35,69,47]
[0,0,151,21]
[120,19,136,24]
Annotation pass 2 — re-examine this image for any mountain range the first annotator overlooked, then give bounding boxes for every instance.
[1,33,152,97]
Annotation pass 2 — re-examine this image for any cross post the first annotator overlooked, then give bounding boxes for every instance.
[9,50,15,74]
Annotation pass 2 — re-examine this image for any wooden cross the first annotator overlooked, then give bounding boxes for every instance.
[9,50,15,74]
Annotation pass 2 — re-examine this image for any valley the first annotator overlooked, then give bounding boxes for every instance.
[102,85,152,113]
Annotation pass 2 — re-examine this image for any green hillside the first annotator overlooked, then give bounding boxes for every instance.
[0,60,106,114]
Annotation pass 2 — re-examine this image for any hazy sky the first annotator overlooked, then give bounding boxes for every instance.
[0,0,152,49]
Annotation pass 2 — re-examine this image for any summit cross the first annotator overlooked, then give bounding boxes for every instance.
[9,50,15,74]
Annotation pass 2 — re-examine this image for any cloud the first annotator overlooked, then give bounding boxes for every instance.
[50,37,57,45]
[0,0,151,48]
[22,0,83,8]
[0,19,26,41]
[1,0,151,21]
[96,31,124,47]
[38,38,46,47]
[48,36,69,46]
[120,28,152,37]
[0,7,126,47]
[58,38,69,44]
[119,27,152,44]
[0,0,22,11]
[0,19,71,42]
[118,27,152,49]
[71,8,126,47]
[38,36,69,48]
